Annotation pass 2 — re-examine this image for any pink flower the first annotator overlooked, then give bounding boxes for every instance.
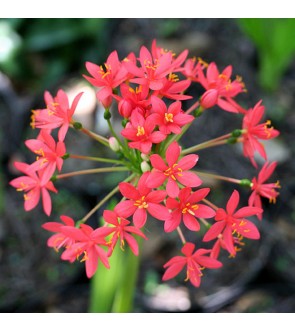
[210,233,245,259]
[61,224,110,278]
[115,172,170,228]
[162,242,222,287]
[203,190,262,256]
[198,62,246,113]
[249,161,280,220]
[182,57,206,82]
[25,130,66,183]
[102,209,147,256]
[116,83,150,118]
[242,100,280,167]
[124,45,175,90]
[9,162,57,216]
[165,187,216,232]
[31,89,83,141]
[42,215,76,253]
[154,76,192,101]
[147,141,202,198]
[151,96,194,135]
[84,51,128,106]
[121,110,166,154]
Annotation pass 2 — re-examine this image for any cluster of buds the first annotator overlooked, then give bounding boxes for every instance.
[10,40,280,287]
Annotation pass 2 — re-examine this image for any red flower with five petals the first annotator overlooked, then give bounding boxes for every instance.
[165,187,215,232]
[61,224,110,278]
[115,172,169,228]
[203,190,262,256]
[242,100,280,167]
[147,141,202,198]
[162,242,222,287]
[9,162,58,216]
[102,209,147,256]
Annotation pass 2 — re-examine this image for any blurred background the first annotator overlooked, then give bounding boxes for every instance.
[0,18,295,313]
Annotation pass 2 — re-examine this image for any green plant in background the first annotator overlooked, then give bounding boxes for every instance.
[238,18,295,92]
[0,18,110,92]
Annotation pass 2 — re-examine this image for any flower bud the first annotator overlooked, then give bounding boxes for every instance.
[141,153,149,161]
[109,137,120,152]
[200,89,218,109]
[141,161,151,173]
[118,99,132,118]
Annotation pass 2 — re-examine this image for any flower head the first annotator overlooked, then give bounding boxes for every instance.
[165,187,215,232]
[61,224,110,278]
[9,162,57,216]
[242,100,280,167]
[203,190,262,256]
[42,215,76,253]
[25,130,66,183]
[115,172,169,228]
[147,141,202,198]
[151,96,194,135]
[31,89,83,141]
[197,61,246,113]
[249,161,280,220]
[102,209,147,256]
[162,242,222,287]
[121,111,166,154]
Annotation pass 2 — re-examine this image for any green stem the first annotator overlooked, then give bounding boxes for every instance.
[185,99,200,114]
[176,226,186,245]
[69,154,126,165]
[195,170,242,184]
[56,166,128,179]
[182,134,231,155]
[79,126,110,147]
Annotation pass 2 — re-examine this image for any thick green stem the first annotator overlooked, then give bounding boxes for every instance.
[89,239,142,313]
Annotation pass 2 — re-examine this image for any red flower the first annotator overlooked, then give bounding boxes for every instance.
[242,100,280,167]
[121,110,166,154]
[31,89,83,141]
[84,51,128,107]
[198,62,246,113]
[61,224,110,278]
[42,215,76,253]
[151,96,194,135]
[162,242,222,287]
[249,161,280,220]
[102,209,147,256]
[117,83,150,118]
[115,172,169,228]
[147,141,202,198]
[25,130,66,183]
[124,45,175,90]
[9,162,57,216]
[165,187,215,232]
[203,190,262,256]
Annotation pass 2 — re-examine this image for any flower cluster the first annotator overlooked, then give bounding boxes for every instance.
[10,40,280,287]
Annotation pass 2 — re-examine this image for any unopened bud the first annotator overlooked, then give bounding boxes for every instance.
[141,153,149,161]
[231,129,242,138]
[109,137,120,152]
[240,179,252,187]
[200,89,218,109]
[141,161,151,173]
[73,121,83,130]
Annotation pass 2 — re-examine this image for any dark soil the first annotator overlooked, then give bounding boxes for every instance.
[1,18,294,313]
